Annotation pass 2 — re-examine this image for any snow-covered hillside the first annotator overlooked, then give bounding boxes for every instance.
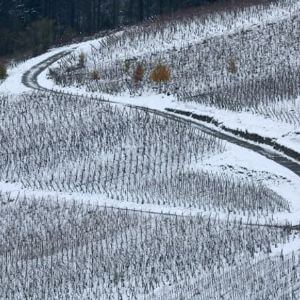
[45,0,300,155]
[0,0,300,298]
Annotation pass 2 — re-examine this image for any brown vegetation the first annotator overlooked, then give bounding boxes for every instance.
[91,70,100,80]
[0,63,7,79]
[78,52,86,68]
[134,63,145,82]
[150,64,171,83]
[227,59,238,74]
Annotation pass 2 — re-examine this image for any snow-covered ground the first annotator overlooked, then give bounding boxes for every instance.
[0,32,299,225]
[0,0,299,261]
[82,0,300,67]
[29,0,300,156]
[0,134,299,226]
[1,0,299,155]
[0,44,79,95]
[38,64,300,155]
[172,100,300,154]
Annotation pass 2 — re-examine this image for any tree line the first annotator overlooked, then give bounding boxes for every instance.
[0,0,273,58]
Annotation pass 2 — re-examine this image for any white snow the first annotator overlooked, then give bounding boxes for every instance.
[0,0,299,251]
[28,0,300,156]
[0,136,299,225]
[0,44,79,95]
[8,42,300,228]
[82,0,300,68]
[39,65,300,155]
[271,235,300,256]
[171,100,300,154]
[1,0,299,159]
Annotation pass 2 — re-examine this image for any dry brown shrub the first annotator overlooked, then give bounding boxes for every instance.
[78,52,86,68]
[133,63,145,82]
[91,70,100,80]
[227,59,238,74]
[150,64,171,83]
[0,63,7,80]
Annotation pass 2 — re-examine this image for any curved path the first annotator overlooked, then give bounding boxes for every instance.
[22,50,73,90]
[20,50,300,231]
[22,50,300,179]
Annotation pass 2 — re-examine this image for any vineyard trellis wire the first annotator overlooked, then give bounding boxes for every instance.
[0,193,298,299]
[0,92,290,215]
[50,0,300,127]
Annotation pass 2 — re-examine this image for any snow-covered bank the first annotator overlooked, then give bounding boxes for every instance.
[1,0,299,158]
[0,0,299,231]
[38,64,300,158]
[169,100,300,155]
[0,45,79,95]
[1,137,299,226]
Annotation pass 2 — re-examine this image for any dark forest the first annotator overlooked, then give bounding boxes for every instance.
[0,0,274,58]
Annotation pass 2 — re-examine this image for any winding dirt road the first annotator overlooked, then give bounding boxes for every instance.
[17,49,300,232]
[22,50,300,179]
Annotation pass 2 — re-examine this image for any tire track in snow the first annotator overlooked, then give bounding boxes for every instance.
[19,50,300,229]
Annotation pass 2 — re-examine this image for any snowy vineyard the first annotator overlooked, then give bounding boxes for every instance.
[51,0,300,127]
[1,0,300,298]
[0,194,298,299]
[0,93,289,215]
[146,251,300,299]
[0,91,298,298]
